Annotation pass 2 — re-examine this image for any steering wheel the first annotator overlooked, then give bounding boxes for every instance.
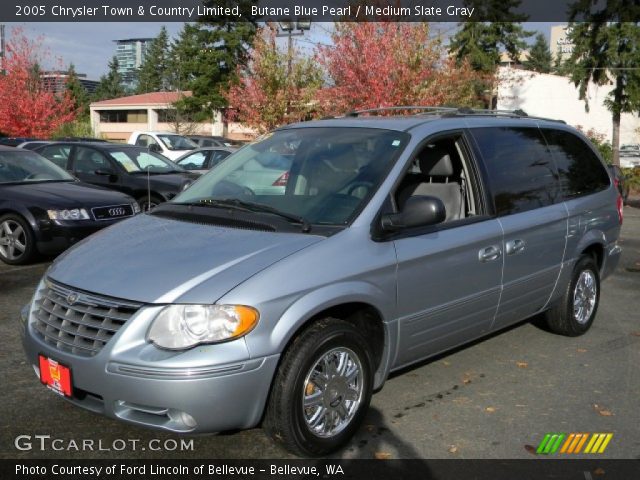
[346,181,374,197]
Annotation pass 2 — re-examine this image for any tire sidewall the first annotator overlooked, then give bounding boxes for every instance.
[566,256,600,335]
[288,324,374,456]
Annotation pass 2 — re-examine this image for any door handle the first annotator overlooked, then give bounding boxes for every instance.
[479,245,502,262]
[506,239,526,255]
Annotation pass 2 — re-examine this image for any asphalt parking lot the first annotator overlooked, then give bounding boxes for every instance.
[1,204,639,460]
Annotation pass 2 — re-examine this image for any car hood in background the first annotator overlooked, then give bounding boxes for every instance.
[47,213,323,304]
[1,181,133,207]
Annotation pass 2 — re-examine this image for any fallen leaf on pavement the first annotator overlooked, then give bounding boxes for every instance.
[516,361,528,368]
[374,452,392,460]
[593,404,614,416]
[448,445,458,453]
[594,467,606,475]
[630,332,640,337]
[524,444,537,455]
[577,348,588,353]
[485,407,496,413]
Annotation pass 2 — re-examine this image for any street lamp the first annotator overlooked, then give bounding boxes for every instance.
[276,18,312,76]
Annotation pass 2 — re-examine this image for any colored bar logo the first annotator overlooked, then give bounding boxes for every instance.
[536,433,613,454]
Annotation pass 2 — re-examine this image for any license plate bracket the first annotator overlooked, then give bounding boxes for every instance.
[38,355,72,397]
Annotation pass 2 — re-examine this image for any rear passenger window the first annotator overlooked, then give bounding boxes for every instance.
[541,129,610,199]
[38,145,71,169]
[471,127,558,216]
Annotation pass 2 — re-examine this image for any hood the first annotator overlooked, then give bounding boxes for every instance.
[2,181,134,207]
[47,213,323,304]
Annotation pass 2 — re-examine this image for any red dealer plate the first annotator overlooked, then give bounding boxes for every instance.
[38,355,72,397]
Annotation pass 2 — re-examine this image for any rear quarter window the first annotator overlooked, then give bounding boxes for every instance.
[541,129,610,199]
[470,127,559,216]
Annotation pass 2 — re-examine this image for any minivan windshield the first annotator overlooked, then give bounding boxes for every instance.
[173,127,409,226]
[0,150,75,184]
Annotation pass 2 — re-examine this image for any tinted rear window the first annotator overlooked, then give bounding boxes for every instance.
[471,127,558,216]
[541,129,610,199]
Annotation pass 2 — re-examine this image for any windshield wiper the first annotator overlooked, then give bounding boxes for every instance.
[181,198,312,233]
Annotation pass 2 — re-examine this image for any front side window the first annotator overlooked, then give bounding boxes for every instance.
[0,151,75,184]
[177,151,207,170]
[471,127,558,216]
[541,129,610,199]
[173,127,408,226]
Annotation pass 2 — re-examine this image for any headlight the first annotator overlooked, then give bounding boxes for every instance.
[147,304,259,350]
[47,208,90,221]
[132,202,141,214]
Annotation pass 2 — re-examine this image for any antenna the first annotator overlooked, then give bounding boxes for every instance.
[147,165,151,212]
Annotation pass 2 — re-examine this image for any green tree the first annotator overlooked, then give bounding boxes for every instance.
[65,63,89,115]
[449,0,532,73]
[136,26,171,94]
[525,33,552,73]
[567,2,640,166]
[93,56,125,101]
[170,1,258,120]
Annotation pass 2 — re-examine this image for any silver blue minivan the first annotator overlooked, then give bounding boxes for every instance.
[21,109,622,456]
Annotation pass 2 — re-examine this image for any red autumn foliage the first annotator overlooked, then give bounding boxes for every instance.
[0,28,77,138]
[316,23,485,115]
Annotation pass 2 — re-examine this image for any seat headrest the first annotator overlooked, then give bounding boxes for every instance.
[419,146,454,177]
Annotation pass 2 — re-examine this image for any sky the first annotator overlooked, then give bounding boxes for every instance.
[4,21,563,80]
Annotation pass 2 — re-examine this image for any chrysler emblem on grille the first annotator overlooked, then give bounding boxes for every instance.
[66,293,79,305]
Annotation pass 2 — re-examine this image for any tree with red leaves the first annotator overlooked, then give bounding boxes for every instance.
[0,28,77,138]
[225,26,323,134]
[316,23,485,115]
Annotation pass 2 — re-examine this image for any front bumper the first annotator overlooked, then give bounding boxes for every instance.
[35,219,120,255]
[20,303,279,433]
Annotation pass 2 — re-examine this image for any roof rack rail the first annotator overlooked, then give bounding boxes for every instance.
[345,106,458,117]
[343,106,565,123]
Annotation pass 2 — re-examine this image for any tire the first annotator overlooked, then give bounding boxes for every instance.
[264,318,374,457]
[0,214,36,265]
[544,255,600,336]
[136,195,163,212]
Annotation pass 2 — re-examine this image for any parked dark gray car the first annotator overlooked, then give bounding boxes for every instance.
[20,108,622,456]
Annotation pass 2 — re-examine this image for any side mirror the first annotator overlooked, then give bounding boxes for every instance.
[148,144,162,153]
[381,195,446,232]
[94,168,116,176]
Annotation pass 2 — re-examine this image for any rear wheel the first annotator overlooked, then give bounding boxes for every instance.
[544,255,600,336]
[264,318,374,456]
[0,214,36,265]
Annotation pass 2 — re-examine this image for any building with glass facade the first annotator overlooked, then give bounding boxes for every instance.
[114,38,153,91]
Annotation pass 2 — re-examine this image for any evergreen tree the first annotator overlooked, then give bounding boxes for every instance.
[449,0,532,73]
[136,26,170,94]
[552,52,567,76]
[566,1,640,166]
[65,63,89,115]
[93,56,125,101]
[525,33,552,73]
[170,1,258,120]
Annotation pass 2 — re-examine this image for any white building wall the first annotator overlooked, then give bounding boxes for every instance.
[497,67,640,145]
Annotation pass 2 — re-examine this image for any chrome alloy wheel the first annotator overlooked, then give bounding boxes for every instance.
[302,347,364,438]
[573,270,597,324]
[0,219,27,261]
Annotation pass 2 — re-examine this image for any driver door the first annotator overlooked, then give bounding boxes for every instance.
[71,146,120,191]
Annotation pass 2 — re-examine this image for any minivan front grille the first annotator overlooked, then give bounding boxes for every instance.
[32,281,142,357]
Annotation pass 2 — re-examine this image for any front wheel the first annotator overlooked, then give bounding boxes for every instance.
[264,318,374,456]
[0,214,36,265]
[137,195,163,213]
[544,255,600,336]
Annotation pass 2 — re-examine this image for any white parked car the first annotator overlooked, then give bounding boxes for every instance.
[128,131,197,161]
[620,144,640,168]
